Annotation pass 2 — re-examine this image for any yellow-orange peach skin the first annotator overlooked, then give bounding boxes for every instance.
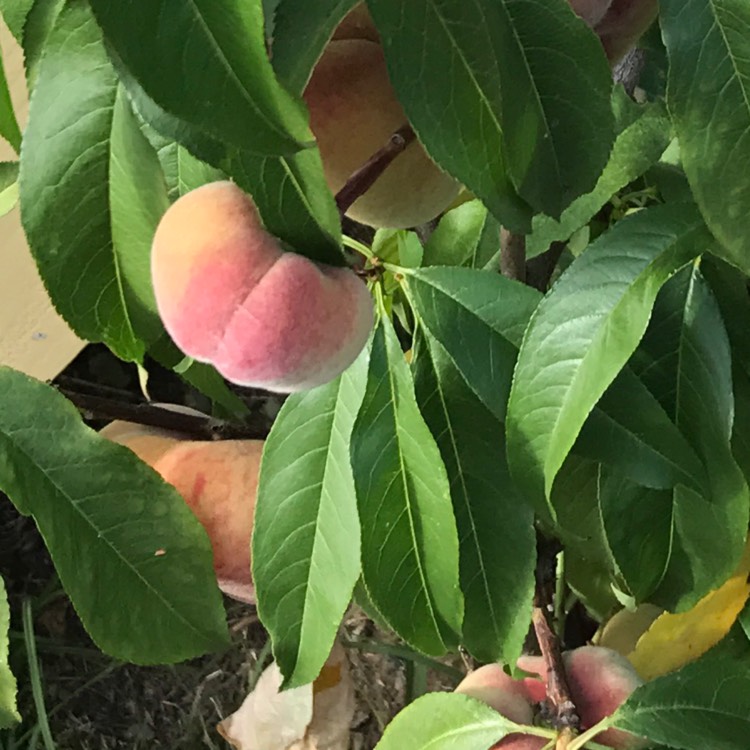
[151,181,374,393]
[304,15,459,228]
[101,420,262,604]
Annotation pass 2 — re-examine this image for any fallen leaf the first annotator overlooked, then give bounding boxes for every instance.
[219,641,354,750]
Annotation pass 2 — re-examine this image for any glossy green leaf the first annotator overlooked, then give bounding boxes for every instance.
[423,200,501,269]
[156,141,224,203]
[405,266,541,421]
[506,203,709,506]
[374,693,542,750]
[615,659,750,750]
[272,0,358,93]
[623,266,749,609]
[661,0,750,274]
[527,99,671,257]
[0,0,34,40]
[366,0,614,229]
[350,315,462,655]
[19,2,142,360]
[0,575,19,728]
[110,87,169,348]
[0,42,20,153]
[88,0,312,156]
[253,355,366,688]
[22,0,64,92]
[0,161,18,217]
[413,334,534,664]
[0,367,229,664]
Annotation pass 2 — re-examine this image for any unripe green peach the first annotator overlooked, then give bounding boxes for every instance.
[101,418,262,603]
[151,181,373,392]
[517,646,648,749]
[303,13,459,228]
[455,665,546,749]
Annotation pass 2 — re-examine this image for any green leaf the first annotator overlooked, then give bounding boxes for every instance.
[225,147,343,265]
[527,99,672,257]
[0,37,21,153]
[0,0,34,40]
[614,659,750,750]
[21,0,64,92]
[18,2,143,360]
[661,0,750,274]
[272,0,358,94]
[623,266,750,609]
[110,87,170,348]
[156,142,224,203]
[0,367,230,664]
[350,315,462,655]
[88,0,312,156]
[413,333,534,664]
[506,203,709,507]
[253,356,366,688]
[404,266,542,422]
[0,575,20,728]
[0,161,18,217]
[366,0,614,229]
[374,693,535,750]
[423,200,501,269]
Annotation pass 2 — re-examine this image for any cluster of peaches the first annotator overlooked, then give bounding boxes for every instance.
[107,3,659,747]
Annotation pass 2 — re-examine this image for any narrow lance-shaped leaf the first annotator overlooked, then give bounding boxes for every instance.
[413,333,535,664]
[0,0,34,41]
[110,86,170,347]
[621,266,750,609]
[661,0,750,274]
[272,0,358,94]
[0,161,18,217]
[21,0,65,93]
[253,354,367,688]
[366,0,614,229]
[614,659,750,750]
[19,1,142,360]
[0,44,21,153]
[0,574,20,728]
[506,203,709,509]
[88,0,312,156]
[527,96,672,257]
[350,314,462,655]
[374,693,543,750]
[0,367,229,664]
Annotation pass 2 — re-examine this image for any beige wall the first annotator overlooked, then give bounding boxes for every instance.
[0,19,83,381]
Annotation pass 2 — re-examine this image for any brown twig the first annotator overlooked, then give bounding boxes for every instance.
[500,228,526,282]
[613,48,647,99]
[58,388,266,441]
[335,124,416,217]
[533,536,580,735]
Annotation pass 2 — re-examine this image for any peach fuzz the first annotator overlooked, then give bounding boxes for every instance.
[303,12,459,228]
[455,665,546,749]
[151,181,373,393]
[517,646,648,749]
[101,419,261,604]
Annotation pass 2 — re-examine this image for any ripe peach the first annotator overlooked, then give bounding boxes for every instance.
[517,646,648,749]
[455,665,546,749]
[304,13,459,228]
[101,419,262,603]
[594,0,659,64]
[151,181,373,392]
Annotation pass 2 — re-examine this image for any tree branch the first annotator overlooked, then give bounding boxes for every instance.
[500,228,526,282]
[526,241,566,292]
[335,124,416,217]
[533,536,580,735]
[613,48,647,99]
[58,388,267,441]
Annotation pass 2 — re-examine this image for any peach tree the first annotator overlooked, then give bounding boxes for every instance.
[1,0,750,748]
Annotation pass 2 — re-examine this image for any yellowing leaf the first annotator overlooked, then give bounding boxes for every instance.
[218,641,354,750]
[628,539,750,680]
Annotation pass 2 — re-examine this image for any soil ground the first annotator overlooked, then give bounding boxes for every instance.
[1,344,458,749]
